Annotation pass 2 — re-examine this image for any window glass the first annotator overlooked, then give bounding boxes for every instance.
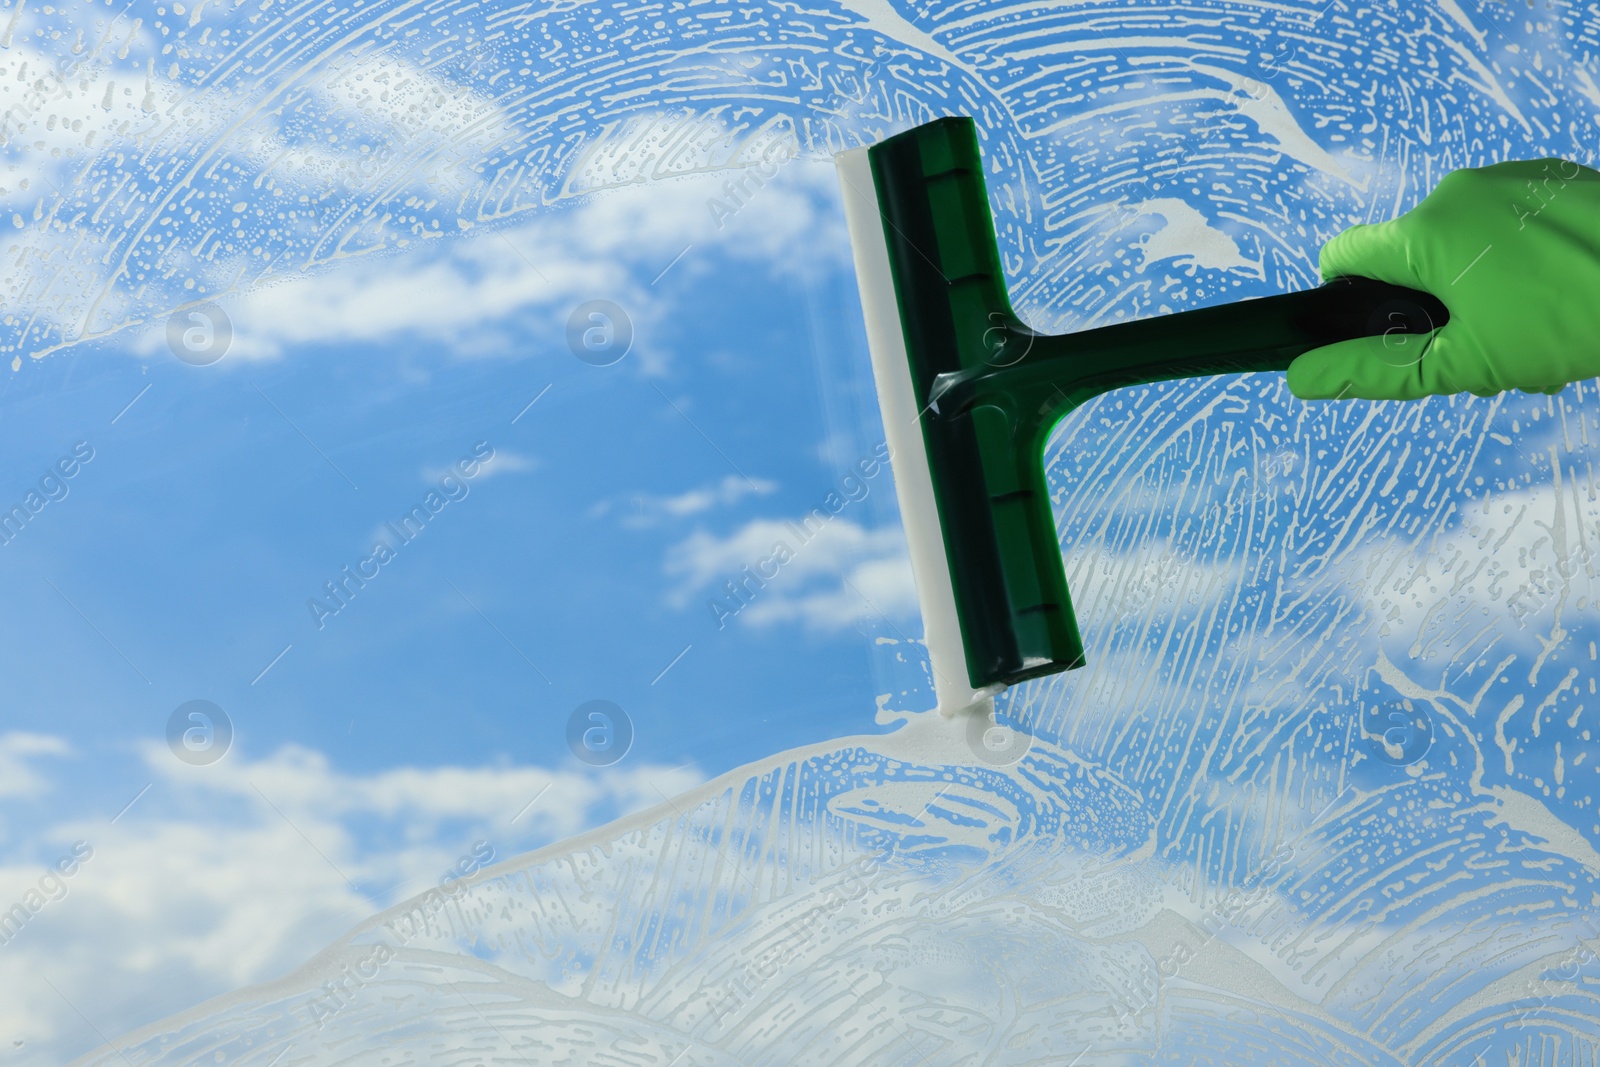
[2,0,1597,1063]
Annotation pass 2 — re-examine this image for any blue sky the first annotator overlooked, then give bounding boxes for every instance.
[0,160,936,1057]
[0,159,914,779]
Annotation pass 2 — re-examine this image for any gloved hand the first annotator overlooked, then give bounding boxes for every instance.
[1287,158,1600,400]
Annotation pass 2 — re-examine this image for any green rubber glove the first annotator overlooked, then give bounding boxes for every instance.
[1287,158,1600,400]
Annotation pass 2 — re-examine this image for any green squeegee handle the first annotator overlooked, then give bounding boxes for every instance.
[867,117,1450,693]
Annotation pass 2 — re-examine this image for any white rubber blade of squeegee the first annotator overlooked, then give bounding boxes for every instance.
[835,145,1004,718]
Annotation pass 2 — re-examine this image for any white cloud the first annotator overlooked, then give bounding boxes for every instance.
[0,28,168,195]
[594,474,778,528]
[4,70,848,369]
[316,55,511,154]
[121,149,846,364]
[424,448,535,483]
[653,475,778,519]
[2,43,523,363]
[666,515,917,631]
[1371,478,1597,644]
[182,235,616,361]
[1066,538,1243,637]
[0,739,703,1062]
[472,449,537,480]
[0,732,70,798]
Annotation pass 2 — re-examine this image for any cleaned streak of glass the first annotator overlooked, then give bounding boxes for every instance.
[4,0,1598,1061]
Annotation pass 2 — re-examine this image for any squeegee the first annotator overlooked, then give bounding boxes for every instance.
[837,117,1449,717]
